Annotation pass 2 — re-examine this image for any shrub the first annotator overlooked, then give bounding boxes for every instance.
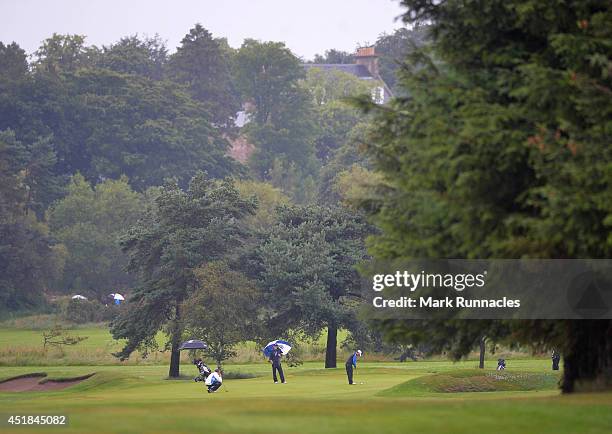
[60,299,118,324]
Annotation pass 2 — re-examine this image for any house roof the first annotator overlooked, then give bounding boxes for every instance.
[303,63,375,79]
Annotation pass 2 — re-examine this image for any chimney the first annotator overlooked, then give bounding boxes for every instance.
[355,46,379,77]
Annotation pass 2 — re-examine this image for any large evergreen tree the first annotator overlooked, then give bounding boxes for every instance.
[359,0,612,392]
[256,205,371,368]
[167,24,239,127]
[110,173,256,377]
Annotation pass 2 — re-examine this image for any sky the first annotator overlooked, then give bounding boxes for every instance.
[0,0,407,60]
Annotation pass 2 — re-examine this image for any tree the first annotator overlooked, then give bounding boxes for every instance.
[302,68,373,162]
[234,39,305,125]
[312,49,354,64]
[317,117,373,204]
[182,261,261,367]
[257,205,370,368]
[374,27,430,93]
[91,35,168,80]
[42,324,88,354]
[359,0,612,392]
[33,34,89,74]
[334,165,388,212]
[1,45,239,191]
[304,67,374,106]
[234,180,290,232]
[110,173,256,377]
[234,40,319,181]
[0,42,28,80]
[0,129,28,219]
[47,174,143,299]
[167,24,239,127]
[22,135,64,219]
[0,130,63,311]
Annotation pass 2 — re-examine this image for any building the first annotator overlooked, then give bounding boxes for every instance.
[303,47,393,104]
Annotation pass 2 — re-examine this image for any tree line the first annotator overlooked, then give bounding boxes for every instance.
[1,25,419,374]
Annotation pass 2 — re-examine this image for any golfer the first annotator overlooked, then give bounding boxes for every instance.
[345,350,362,385]
[205,368,223,393]
[269,344,286,383]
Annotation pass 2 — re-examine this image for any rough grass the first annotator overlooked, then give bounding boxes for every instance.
[0,316,543,367]
[0,324,370,366]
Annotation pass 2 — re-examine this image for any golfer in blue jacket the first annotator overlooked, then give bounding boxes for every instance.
[345,350,362,384]
[269,344,286,383]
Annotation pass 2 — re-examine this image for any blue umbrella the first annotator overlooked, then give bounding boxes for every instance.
[263,340,292,357]
[179,339,208,350]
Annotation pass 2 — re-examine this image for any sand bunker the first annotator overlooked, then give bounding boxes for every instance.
[0,373,94,392]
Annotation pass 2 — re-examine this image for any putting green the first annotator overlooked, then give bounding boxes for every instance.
[0,361,610,434]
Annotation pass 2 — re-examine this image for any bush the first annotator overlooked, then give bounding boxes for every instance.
[60,299,118,324]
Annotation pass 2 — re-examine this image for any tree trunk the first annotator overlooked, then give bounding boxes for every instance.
[325,320,338,368]
[562,320,612,393]
[168,304,182,378]
[169,337,181,378]
[479,336,486,369]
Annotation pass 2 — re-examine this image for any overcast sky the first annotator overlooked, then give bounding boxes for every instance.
[0,0,406,60]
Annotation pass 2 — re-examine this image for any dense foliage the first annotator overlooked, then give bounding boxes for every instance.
[110,173,256,377]
[183,261,261,367]
[256,205,371,368]
[360,0,612,392]
[48,175,142,299]
[0,130,62,311]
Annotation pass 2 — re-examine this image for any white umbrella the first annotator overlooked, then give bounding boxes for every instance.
[113,293,125,301]
[71,295,87,300]
[263,340,292,357]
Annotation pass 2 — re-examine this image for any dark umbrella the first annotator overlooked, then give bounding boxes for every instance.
[179,339,208,350]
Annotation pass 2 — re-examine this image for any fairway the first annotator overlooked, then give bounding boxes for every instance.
[1,361,611,434]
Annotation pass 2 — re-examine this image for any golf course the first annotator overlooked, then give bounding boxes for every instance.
[1,1,611,432]
[1,352,611,433]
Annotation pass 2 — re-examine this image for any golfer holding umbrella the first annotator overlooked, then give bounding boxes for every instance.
[263,340,291,384]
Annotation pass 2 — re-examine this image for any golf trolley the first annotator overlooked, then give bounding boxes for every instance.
[193,358,212,383]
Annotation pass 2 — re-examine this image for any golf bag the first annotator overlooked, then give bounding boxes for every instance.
[497,358,506,370]
[193,359,212,383]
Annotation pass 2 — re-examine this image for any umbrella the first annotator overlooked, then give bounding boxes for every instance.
[113,293,125,301]
[71,294,87,300]
[179,339,208,350]
[263,340,292,357]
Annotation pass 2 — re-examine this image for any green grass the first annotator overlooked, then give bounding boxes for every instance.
[379,369,560,396]
[0,321,607,433]
[0,361,609,434]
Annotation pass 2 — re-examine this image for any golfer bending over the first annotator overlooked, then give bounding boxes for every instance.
[345,350,362,384]
[269,344,286,383]
[205,368,223,393]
